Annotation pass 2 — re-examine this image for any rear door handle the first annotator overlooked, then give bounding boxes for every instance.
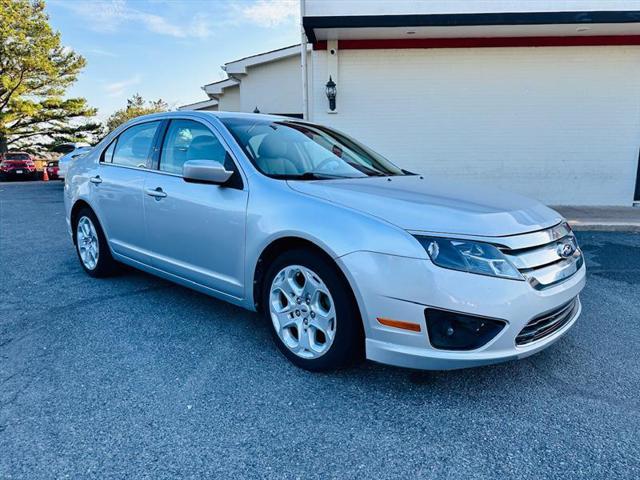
[145,187,167,199]
[89,175,102,185]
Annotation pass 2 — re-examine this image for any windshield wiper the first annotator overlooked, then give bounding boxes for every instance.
[298,172,344,180]
[271,172,361,180]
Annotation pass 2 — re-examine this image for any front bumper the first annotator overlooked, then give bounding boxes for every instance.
[338,250,585,370]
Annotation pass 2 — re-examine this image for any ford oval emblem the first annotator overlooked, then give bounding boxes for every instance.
[557,241,576,258]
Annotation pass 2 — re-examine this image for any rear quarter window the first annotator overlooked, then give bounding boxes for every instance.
[101,140,117,163]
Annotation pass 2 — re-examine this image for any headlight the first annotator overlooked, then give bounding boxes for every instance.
[415,236,523,280]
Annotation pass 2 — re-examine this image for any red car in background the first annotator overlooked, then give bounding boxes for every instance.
[46,160,60,180]
[0,152,38,181]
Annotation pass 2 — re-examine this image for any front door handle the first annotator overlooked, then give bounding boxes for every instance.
[145,187,167,199]
[89,175,102,185]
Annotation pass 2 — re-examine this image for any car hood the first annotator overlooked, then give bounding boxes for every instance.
[287,176,562,237]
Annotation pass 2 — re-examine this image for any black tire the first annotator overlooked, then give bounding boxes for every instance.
[262,248,364,371]
[73,207,118,278]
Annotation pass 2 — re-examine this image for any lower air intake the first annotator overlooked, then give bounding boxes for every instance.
[516,297,579,346]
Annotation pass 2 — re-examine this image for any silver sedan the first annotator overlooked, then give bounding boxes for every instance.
[64,112,585,371]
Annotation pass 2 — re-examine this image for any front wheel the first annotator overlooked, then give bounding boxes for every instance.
[74,208,117,277]
[263,249,364,371]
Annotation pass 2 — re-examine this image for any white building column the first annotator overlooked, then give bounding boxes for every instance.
[326,39,338,114]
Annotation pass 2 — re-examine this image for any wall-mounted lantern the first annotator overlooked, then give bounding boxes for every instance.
[325,76,337,112]
[253,106,260,113]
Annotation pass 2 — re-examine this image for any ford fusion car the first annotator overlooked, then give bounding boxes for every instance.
[64,112,585,371]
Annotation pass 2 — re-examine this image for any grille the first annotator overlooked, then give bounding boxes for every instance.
[516,297,579,346]
[498,223,583,290]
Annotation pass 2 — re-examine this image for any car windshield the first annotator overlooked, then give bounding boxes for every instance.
[221,117,407,179]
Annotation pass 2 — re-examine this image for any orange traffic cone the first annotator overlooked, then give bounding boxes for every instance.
[42,167,49,182]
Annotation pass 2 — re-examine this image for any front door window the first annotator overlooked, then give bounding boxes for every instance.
[160,119,233,175]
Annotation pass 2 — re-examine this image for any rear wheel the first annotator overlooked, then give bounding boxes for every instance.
[73,208,117,277]
[263,249,363,371]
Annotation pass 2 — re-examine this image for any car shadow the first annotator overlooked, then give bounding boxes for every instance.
[116,266,577,394]
[52,233,635,413]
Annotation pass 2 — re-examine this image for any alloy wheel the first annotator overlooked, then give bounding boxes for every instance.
[77,216,100,270]
[269,265,337,359]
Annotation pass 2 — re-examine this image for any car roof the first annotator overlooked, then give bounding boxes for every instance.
[106,111,314,147]
[200,111,286,121]
[127,110,295,125]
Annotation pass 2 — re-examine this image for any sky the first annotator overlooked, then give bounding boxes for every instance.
[45,0,300,121]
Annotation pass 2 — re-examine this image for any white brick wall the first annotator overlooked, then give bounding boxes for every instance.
[310,46,640,206]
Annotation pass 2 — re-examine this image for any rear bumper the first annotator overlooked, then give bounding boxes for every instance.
[338,250,586,371]
[1,169,37,179]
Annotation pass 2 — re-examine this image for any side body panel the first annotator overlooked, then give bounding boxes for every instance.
[143,171,249,298]
[241,175,428,309]
[93,165,149,263]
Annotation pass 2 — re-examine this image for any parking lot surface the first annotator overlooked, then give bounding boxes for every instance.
[1,181,639,479]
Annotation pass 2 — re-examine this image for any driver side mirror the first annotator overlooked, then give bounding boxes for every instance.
[182,160,234,185]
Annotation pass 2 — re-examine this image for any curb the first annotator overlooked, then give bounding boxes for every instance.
[569,222,640,233]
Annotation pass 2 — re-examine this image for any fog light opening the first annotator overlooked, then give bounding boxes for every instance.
[425,309,505,351]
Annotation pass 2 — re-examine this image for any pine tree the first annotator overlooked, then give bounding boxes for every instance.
[0,0,100,154]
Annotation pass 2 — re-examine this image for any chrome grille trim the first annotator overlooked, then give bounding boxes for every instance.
[503,242,567,270]
[490,222,572,251]
[523,255,584,290]
[516,297,579,346]
[497,222,582,289]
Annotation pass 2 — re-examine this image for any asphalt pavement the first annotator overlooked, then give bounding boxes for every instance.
[1,181,639,479]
